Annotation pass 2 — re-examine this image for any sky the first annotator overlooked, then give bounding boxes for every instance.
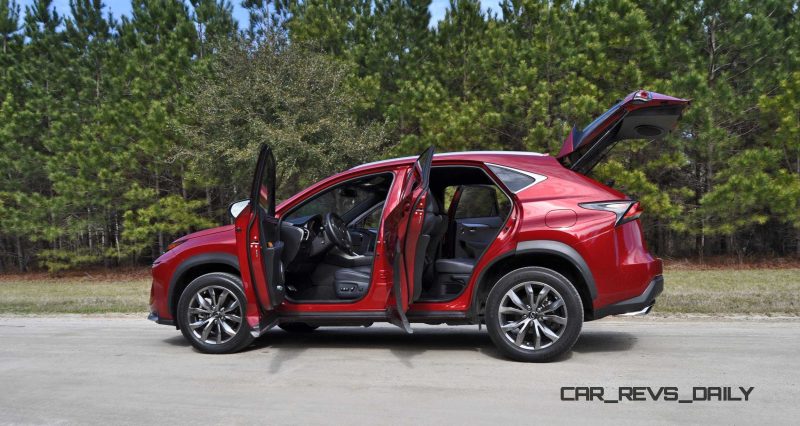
[17,0,503,27]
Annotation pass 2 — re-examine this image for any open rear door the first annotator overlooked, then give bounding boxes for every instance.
[558,90,690,174]
[235,144,285,331]
[384,146,434,333]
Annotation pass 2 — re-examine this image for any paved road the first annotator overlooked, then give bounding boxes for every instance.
[0,315,798,425]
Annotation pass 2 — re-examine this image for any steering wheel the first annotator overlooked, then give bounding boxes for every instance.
[323,212,355,255]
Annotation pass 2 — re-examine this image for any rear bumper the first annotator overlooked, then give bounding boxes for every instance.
[593,275,664,319]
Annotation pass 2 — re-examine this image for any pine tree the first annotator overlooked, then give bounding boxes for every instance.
[116,0,213,259]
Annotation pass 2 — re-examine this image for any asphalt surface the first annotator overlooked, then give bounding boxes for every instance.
[0,315,798,425]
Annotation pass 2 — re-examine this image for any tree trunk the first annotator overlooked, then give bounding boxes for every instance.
[156,166,164,254]
[115,214,121,261]
[206,186,213,217]
[87,208,93,252]
[15,235,24,272]
[796,227,800,258]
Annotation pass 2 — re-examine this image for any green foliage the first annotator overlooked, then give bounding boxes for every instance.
[179,32,387,200]
[701,149,800,233]
[122,192,216,256]
[0,0,798,272]
[0,0,238,271]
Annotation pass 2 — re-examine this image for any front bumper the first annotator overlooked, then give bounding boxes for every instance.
[593,275,664,319]
[147,311,175,327]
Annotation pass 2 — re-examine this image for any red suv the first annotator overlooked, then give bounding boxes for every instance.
[149,90,689,361]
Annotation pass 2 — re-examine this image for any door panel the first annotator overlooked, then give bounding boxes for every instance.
[448,185,506,259]
[236,144,285,317]
[454,216,503,258]
[383,146,434,332]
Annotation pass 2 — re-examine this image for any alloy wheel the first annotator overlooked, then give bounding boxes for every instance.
[187,285,243,345]
[497,281,568,350]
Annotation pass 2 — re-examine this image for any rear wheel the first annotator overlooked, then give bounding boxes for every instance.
[485,267,583,362]
[177,272,254,354]
[278,322,318,333]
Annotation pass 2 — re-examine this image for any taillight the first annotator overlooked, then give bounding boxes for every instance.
[621,201,642,224]
[633,90,652,102]
[579,200,642,227]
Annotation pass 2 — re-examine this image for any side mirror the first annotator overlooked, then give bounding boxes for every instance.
[229,199,250,219]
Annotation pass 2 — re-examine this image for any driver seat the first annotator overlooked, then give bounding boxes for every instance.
[333,191,445,301]
[333,265,371,299]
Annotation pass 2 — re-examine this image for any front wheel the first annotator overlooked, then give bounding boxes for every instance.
[485,267,583,362]
[177,272,254,354]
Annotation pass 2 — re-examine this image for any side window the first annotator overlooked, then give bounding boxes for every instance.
[496,187,511,218]
[486,164,539,193]
[454,186,499,219]
[287,187,369,220]
[452,185,511,219]
[357,204,383,230]
[285,174,392,222]
[443,186,457,211]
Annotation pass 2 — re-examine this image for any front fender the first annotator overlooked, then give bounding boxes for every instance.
[166,252,240,318]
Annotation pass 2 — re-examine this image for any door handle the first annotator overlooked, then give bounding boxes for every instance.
[462,223,490,233]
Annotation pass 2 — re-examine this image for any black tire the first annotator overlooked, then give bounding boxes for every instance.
[177,272,254,354]
[278,322,319,333]
[485,267,583,362]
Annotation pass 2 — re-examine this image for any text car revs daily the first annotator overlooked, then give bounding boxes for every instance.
[561,386,755,403]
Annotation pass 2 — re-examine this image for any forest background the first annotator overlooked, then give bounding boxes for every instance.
[0,0,798,273]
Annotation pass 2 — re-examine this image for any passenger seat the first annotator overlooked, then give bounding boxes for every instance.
[414,194,447,300]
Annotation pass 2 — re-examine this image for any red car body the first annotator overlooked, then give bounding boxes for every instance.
[149,90,689,360]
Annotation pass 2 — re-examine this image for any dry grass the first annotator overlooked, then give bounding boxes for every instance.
[0,270,150,314]
[657,268,800,315]
[0,266,798,315]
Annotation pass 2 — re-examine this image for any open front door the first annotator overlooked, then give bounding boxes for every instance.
[235,144,285,326]
[384,146,434,333]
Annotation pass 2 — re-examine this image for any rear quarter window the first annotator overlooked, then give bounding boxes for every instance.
[486,164,537,193]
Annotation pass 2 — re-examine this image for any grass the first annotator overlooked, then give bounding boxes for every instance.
[0,266,798,315]
[0,270,150,314]
[656,268,800,316]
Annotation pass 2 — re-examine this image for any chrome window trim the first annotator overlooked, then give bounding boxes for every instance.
[484,163,548,193]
